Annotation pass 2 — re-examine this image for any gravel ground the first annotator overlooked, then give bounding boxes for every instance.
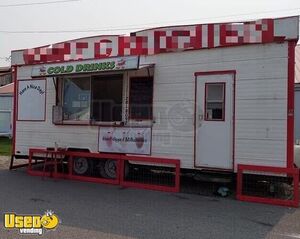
[0,156,10,169]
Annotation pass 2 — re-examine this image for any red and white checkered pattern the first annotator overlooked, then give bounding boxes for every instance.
[22,18,282,64]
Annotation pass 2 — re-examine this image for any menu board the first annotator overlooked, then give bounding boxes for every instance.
[129,77,153,119]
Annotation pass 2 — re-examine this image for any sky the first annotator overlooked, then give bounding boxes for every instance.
[0,0,299,66]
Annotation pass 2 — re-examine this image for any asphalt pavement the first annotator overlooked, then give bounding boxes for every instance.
[0,167,298,239]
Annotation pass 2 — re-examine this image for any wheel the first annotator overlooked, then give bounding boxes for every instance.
[98,160,117,179]
[73,157,92,175]
[98,160,130,179]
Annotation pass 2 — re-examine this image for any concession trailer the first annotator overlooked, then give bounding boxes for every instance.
[10,16,299,194]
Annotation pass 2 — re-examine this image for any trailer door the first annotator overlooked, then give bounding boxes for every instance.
[195,73,234,170]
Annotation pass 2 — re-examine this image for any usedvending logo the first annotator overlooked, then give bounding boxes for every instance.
[4,210,60,235]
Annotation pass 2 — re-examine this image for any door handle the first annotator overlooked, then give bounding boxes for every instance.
[198,110,204,127]
[199,114,204,121]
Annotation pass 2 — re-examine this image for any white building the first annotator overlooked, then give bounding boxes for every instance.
[0,83,13,137]
[11,16,299,177]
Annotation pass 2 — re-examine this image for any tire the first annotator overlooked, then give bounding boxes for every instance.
[73,157,92,176]
[98,159,129,179]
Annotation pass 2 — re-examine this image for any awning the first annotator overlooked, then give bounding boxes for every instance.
[138,64,155,70]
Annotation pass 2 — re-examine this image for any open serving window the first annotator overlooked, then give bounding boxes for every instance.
[35,56,154,125]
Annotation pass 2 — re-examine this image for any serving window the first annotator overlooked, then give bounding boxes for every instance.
[56,73,153,124]
[62,77,91,121]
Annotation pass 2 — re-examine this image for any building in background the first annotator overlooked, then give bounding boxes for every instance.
[0,82,13,137]
[0,67,12,87]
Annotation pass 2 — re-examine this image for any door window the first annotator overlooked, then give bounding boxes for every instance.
[205,83,225,121]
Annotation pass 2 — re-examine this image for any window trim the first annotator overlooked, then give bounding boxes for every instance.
[128,76,154,121]
[56,73,126,125]
[204,82,225,121]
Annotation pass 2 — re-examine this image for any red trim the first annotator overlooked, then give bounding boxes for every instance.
[11,67,17,156]
[207,24,214,48]
[194,70,237,77]
[194,70,236,171]
[237,164,299,208]
[16,78,47,122]
[13,42,288,68]
[128,76,154,120]
[204,82,225,121]
[133,16,298,35]
[287,41,296,168]
[12,17,299,66]
[11,35,120,53]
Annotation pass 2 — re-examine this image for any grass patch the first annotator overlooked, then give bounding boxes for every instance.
[0,137,12,156]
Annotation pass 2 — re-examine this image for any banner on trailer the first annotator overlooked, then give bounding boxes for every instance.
[17,79,46,121]
[99,127,151,155]
[31,56,139,77]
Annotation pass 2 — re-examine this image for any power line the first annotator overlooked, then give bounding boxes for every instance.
[0,0,80,8]
[0,7,299,34]
[0,27,142,34]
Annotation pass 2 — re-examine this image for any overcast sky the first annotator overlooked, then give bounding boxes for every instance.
[0,0,299,66]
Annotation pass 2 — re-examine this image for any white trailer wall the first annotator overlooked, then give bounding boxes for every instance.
[15,42,288,170]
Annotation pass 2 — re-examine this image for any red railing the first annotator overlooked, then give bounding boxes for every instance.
[237,164,299,208]
[28,148,180,193]
[120,155,180,193]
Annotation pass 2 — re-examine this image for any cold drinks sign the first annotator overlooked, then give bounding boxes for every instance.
[99,127,151,155]
[31,56,139,77]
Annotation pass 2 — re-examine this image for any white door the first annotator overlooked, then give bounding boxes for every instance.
[195,73,234,169]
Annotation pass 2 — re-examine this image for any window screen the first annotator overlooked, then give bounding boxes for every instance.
[205,83,225,121]
[91,75,123,122]
[129,77,153,119]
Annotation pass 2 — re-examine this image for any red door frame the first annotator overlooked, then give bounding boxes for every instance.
[194,70,236,172]
[11,66,17,156]
[287,40,296,168]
